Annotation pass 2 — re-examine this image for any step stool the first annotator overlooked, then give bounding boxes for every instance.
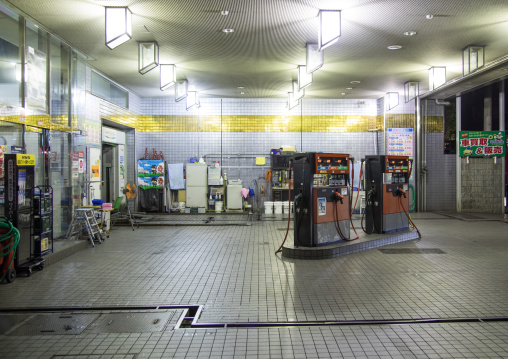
[66,208,103,247]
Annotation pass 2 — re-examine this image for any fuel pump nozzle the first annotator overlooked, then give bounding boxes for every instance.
[334,192,344,204]
[397,188,407,198]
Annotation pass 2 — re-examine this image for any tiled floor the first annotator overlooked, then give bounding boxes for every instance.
[0,213,507,358]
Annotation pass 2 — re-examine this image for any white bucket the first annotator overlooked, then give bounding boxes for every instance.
[264,201,274,214]
[179,202,186,211]
[274,201,283,214]
[215,201,223,213]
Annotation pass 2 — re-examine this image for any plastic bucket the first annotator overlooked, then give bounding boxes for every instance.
[264,201,274,214]
[215,201,223,213]
[179,202,185,211]
[274,202,283,214]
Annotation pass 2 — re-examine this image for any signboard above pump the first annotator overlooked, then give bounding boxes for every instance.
[315,153,349,174]
[459,131,505,157]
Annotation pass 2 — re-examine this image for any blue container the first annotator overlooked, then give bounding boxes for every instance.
[92,199,105,206]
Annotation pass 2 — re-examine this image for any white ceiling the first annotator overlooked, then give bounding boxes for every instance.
[4,0,508,100]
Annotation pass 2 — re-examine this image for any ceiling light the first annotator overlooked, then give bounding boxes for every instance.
[404,81,419,102]
[462,45,484,75]
[288,92,300,110]
[350,81,360,84]
[429,66,446,90]
[298,65,312,90]
[386,92,399,110]
[186,91,199,110]
[222,28,235,33]
[237,86,245,89]
[293,81,304,101]
[318,10,341,51]
[341,92,346,95]
[240,92,245,95]
[221,10,229,15]
[138,41,159,74]
[105,7,132,49]
[175,80,188,102]
[306,43,324,74]
[160,64,176,91]
[403,31,417,36]
[346,87,353,90]
[426,14,434,19]
[388,45,402,50]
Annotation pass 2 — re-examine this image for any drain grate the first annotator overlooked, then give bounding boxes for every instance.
[52,355,137,359]
[87,311,177,333]
[7,313,99,336]
[379,248,446,254]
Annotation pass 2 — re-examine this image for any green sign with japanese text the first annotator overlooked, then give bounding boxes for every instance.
[459,131,505,157]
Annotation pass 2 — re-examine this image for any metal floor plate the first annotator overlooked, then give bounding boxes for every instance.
[87,311,178,333]
[7,313,99,336]
[0,314,32,335]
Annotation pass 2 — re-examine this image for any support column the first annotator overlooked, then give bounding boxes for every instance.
[456,96,462,212]
[415,97,422,212]
[499,81,506,214]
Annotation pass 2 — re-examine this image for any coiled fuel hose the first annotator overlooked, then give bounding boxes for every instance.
[0,218,20,283]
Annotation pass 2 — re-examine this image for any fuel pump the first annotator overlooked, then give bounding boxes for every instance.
[363,155,411,234]
[292,153,353,247]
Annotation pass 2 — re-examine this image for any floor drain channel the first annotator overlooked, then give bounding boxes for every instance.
[378,248,446,254]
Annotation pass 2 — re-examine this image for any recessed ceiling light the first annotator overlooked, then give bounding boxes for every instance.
[404,31,417,36]
[346,87,353,90]
[341,92,346,95]
[426,14,434,19]
[350,81,361,84]
[222,28,235,33]
[388,45,402,50]
[237,86,245,89]
[221,10,229,15]
[240,92,245,95]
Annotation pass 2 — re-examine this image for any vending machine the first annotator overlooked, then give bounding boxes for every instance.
[4,154,35,269]
[292,153,352,247]
[364,155,410,233]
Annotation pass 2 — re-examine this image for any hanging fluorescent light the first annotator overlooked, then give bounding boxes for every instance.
[306,43,324,74]
[175,81,188,102]
[288,92,300,110]
[138,41,159,74]
[386,92,399,110]
[186,91,199,110]
[293,81,304,101]
[429,66,446,90]
[404,81,419,102]
[160,64,176,91]
[318,10,341,51]
[105,7,132,49]
[462,45,484,75]
[298,65,312,90]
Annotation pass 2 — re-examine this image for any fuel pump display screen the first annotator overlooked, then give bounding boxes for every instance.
[385,156,409,173]
[315,154,349,174]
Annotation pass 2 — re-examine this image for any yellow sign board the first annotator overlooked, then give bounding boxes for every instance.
[16,154,35,166]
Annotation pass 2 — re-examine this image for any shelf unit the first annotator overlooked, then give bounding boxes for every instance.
[31,185,53,257]
[270,154,293,202]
